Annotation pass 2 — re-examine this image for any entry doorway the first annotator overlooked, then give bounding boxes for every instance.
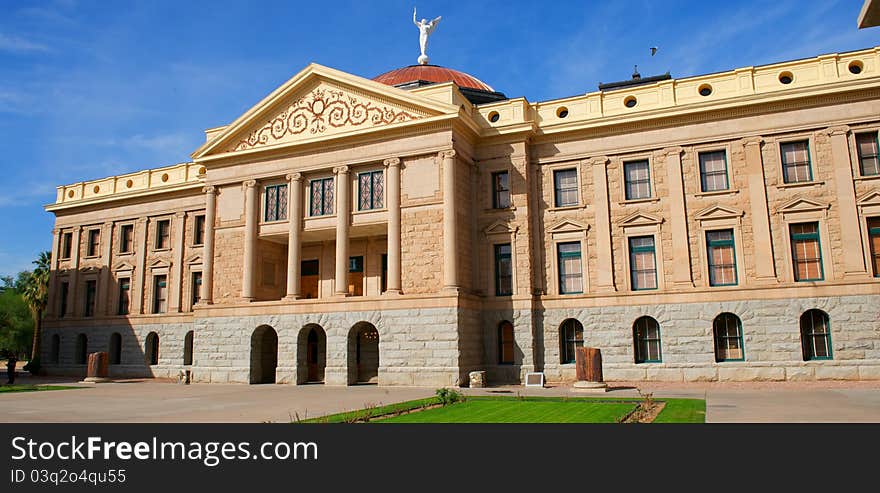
[250,325,278,384]
[348,322,379,384]
[297,324,326,384]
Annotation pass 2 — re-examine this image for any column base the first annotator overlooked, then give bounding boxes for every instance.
[283,294,301,301]
[241,297,255,303]
[333,292,351,298]
[442,286,460,295]
[383,289,402,296]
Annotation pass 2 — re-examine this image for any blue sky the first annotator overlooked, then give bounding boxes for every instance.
[0,0,877,276]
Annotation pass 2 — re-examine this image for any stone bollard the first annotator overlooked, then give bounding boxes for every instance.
[573,347,607,392]
[468,370,486,388]
[83,352,111,383]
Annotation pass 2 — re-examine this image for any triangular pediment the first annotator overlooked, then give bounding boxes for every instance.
[192,64,458,159]
[113,261,135,272]
[186,254,203,265]
[483,221,518,235]
[148,259,171,270]
[695,205,744,221]
[857,190,880,206]
[617,212,663,227]
[777,197,830,214]
[548,219,590,233]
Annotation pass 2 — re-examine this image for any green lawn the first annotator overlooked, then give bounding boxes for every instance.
[652,398,706,423]
[0,385,78,393]
[380,397,636,423]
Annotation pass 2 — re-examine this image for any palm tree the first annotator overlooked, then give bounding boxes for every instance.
[22,251,50,363]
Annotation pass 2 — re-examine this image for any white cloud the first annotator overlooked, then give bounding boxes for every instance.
[0,33,50,54]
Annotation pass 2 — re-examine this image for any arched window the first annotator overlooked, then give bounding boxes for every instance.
[800,309,832,360]
[713,313,744,362]
[183,331,194,366]
[109,332,122,365]
[145,332,159,366]
[633,316,662,363]
[75,333,88,364]
[50,334,60,364]
[498,321,515,364]
[559,319,584,364]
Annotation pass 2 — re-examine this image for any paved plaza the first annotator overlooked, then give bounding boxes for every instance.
[1,376,879,423]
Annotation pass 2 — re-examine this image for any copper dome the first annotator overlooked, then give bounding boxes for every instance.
[373,65,495,92]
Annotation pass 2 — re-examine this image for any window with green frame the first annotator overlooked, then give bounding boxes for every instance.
[868,217,880,277]
[698,150,729,192]
[492,171,510,208]
[264,184,288,222]
[553,169,578,207]
[633,316,661,363]
[494,243,512,296]
[713,313,744,362]
[556,242,583,294]
[855,132,880,176]
[780,140,813,183]
[358,170,384,211]
[624,160,651,199]
[706,229,737,286]
[800,309,832,360]
[310,178,334,216]
[559,318,584,364]
[629,236,657,290]
[789,222,823,281]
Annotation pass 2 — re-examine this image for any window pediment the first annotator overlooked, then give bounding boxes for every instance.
[484,221,519,236]
[149,259,171,270]
[695,205,744,222]
[186,254,203,266]
[547,219,590,234]
[113,261,135,272]
[857,190,880,207]
[776,196,830,218]
[617,212,663,228]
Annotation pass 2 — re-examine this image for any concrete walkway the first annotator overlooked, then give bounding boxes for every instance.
[2,376,879,422]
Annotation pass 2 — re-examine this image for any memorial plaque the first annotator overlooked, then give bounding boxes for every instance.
[524,372,544,387]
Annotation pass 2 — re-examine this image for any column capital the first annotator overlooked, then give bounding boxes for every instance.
[174,211,186,219]
[243,179,257,189]
[136,217,149,225]
[587,156,610,167]
[203,185,217,194]
[333,165,349,175]
[661,146,683,158]
[741,136,764,147]
[439,149,456,160]
[383,157,401,168]
[824,125,850,137]
[285,172,303,182]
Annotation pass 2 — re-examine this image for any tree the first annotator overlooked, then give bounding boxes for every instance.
[21,251,50,362]
[0,277,33,358]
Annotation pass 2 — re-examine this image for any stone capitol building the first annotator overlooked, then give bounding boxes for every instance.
[40,35,880,385]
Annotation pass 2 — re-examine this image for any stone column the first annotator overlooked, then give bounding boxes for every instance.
[99,222,113,315]
[133,218,148,314]
[384,157,402,294]
[742,137,777,282]
[169,211,186,312]
[201,186,216,304]
[664,147,693,287]
[46,229,60,318]
[333,166,350,296]
[285,173,303,299]
[69,226,82,316]
[441,149,459,291]
[591,156,616,291]
[827,126,868,278]
[242,180,258,302]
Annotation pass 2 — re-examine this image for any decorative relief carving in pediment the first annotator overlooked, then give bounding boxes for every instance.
[228,86,423,152]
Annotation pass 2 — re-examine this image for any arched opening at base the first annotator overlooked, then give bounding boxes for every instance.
[348,322,379,385]
[250,325,278,384]
[297,324,326,384]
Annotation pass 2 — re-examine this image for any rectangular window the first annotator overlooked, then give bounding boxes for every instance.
[629,236,658,290]
[61,232,73,259]
[310,178,334,216]
[780,140,813,183]
[868,217,880,277]
[117,278,131,315]
[59,281,69,317]
[84,280,97,317]
[856,132,880,176]
[156,220,170,249]
[191,272,202,308]
[301,259,319,299]
[86,229,100,257]
[557,242,583,294]
[381,254,387,293]
[699,150,729,192]
[153,275,167,313]
[790,222,823,281]
[492,171,511,209]
[264,184,288,222]
[706,229,738,286]
[348,256,364,296]
[624,160,652,200]
[494,243,513,296]
[553,169,578,207]
[193,216,205,245]
[358,170,384,211]
[120,224,134,253]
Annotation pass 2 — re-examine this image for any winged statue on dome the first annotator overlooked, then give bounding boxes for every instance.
[413,7,442,65]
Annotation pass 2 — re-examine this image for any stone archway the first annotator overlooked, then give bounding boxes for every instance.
[250,325,278,384]
[348,322,379,384]
[296,324,326,384]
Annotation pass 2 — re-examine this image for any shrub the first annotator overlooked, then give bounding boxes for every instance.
[435,388,463,405]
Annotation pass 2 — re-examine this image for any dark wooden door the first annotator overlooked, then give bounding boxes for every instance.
[307,329,319,382]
